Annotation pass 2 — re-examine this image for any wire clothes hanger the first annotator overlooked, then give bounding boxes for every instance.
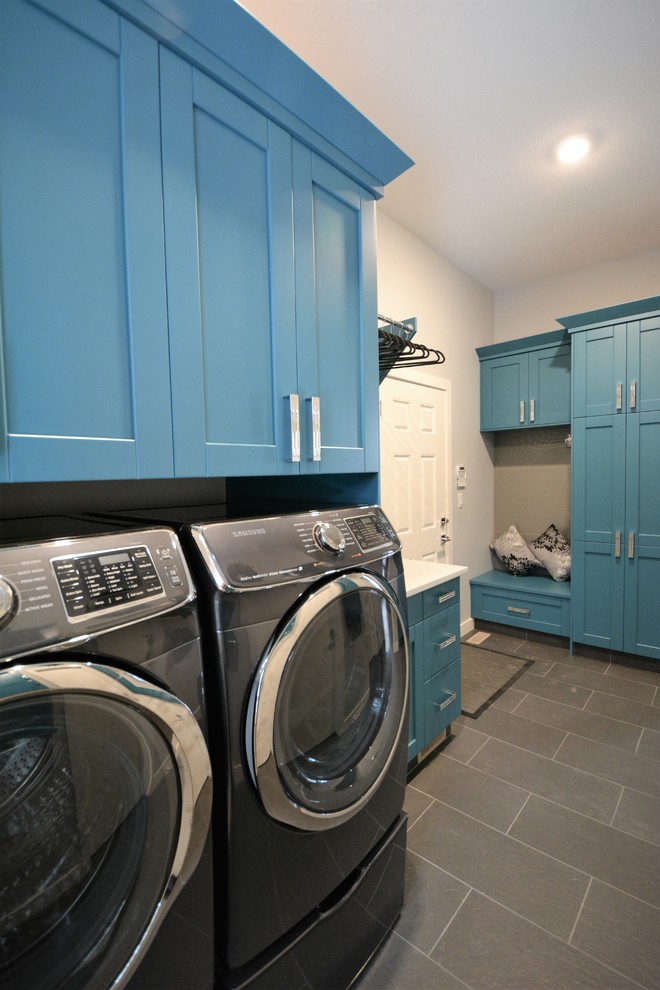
[377,315,445,382]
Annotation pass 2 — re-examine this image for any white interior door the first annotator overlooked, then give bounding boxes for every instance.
[379,371,451,562]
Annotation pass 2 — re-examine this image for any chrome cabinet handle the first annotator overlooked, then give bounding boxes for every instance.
[287,394,301,462]
[435,691,457,712]
[628,531,635,559]
[519,400,525,424]
[507,606,530,615]
[630,380,637,410]
[615,531,621,558]
[616,383,622,411]
[437,590,456,604]
[434,634,456,651]
[530,398,535,423]
[307,395,321,461]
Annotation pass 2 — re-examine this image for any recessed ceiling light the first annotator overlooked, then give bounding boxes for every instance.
[556,134,591,164]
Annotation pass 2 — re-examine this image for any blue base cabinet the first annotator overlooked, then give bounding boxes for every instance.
[407,579,461,766]
[477,329,571,431]
[562,298,660,661]
[0,0,407,484]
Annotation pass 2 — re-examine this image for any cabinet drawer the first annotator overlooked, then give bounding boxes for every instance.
[473,585,569,637]
[422,579,459,618]
[423,605,460,680]
[424,659,460,743]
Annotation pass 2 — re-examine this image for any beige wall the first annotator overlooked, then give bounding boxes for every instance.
[494,246,660,341]
[493,426,571,545]
[376,210,495,627]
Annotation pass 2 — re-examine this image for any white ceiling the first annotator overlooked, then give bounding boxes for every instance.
[239,0,660,292]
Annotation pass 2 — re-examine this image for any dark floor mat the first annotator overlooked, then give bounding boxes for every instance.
[460,643,533,718]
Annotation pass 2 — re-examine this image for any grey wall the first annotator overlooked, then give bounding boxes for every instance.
[494,246,660,341]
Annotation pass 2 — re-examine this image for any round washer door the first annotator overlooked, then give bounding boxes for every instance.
[0,661,212,990]
[246,570,409,831]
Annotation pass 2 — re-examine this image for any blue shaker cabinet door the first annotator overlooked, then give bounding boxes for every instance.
[528,343,571,426]
[571,541,624,652]
[293,148,378,473]
[0,0,173,481]
[160,52,298,477]
[627,315,660,414]
[479,354,528,430]
[571,323,627,418]
[571,416,627,545]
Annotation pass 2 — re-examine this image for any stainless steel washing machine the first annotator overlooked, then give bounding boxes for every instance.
[0,517,213,990]
[99,503,409,990]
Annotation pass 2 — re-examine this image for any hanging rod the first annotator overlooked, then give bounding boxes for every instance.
[378,313,416,338]
[377,315,445,382]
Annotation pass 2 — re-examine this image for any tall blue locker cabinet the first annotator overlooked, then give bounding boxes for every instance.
[563,298,660,661]
[0,0,174,481]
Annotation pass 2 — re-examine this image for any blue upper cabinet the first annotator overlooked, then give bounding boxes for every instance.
[561,297,660,419]
[160,53,297,477]
[160,54,378,476]
[293,150,378,473]
[477,330,571,431]
[0,0,173,481]
[0,0,412,483]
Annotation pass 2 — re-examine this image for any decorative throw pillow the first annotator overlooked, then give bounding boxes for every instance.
[529,523,571,581]
[490,525,541,576]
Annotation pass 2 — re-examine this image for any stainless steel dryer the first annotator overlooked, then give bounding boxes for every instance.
[101,503,409,990]
[0,517,213,990]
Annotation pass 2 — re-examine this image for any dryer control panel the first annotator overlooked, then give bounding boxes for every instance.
[193,505,401,592]
[0,527,193,661]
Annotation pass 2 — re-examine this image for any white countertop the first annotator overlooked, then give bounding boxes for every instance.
[403,558,469,597]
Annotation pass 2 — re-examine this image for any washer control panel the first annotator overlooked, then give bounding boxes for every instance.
[195,505,401,591]
[53,546,165,618]
[0,527,192,661]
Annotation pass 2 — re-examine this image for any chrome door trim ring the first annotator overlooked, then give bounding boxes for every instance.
[247,569,408,831]
[0,660,212,990]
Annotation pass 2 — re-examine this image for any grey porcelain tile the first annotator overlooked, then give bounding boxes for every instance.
[355,930,466,990]
[491,686,527,712]
[586,691,660,732]
[523,657,555,677]
[552,651,614,674]
[509,795,660,909]
[465,705,567,758]
[554,733,660,800]
[470,737,622,823]
[611,788,660,845]
[395,852,470,953]
[514,670,592,708]
[637,727,660,762]
[432,889,640,990]
[514,640,571,666]
[411,753,529,831]
[571,879,660,990]
[404,784,434,828]
[547,664,656,704]
[513,693,643,753]
[407,800,588,939]
[605,662,660,688]
[464,630,525,655]
[441,721,490,763]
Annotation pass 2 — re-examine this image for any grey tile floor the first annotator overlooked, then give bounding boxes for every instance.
[356,632,660,990]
